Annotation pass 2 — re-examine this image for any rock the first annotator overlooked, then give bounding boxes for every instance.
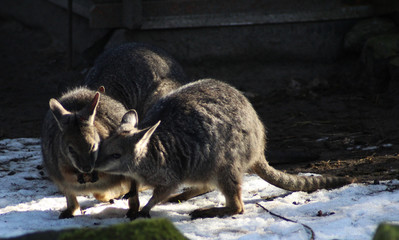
[345,17,397,53]
[361,34,399,92]
[364,34,399,60]
[373,223,399,240]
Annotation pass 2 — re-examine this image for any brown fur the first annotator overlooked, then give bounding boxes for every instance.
[96,79,354,220]
[41,43,187,218]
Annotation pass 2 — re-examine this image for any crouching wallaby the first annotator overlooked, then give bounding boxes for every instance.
[41,42,187,219]
[95,79,355,220]
[41,88,135,219]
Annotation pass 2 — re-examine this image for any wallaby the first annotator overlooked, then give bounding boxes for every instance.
[95,79,355,220]
[41,42,187,218]
[41,88,135,219]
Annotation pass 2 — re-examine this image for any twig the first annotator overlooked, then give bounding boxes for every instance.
[256,202,315,240]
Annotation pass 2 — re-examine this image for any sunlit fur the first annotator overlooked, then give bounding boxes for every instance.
[41,42,187,218]
[96,79,354,220]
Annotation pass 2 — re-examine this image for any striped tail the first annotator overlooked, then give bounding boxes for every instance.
[252,160,355,192]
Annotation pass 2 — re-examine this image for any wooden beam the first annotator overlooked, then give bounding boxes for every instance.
[123,0,142,29]
[90,3,122,29]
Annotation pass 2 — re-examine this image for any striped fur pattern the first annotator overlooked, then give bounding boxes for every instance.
[96,79,354,219]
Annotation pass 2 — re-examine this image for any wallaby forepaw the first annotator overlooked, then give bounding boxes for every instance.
[59,210,74,219]
[77,172,99,184]
[77,174,86,184]
[90,171,99,183]
[127,210,151,220]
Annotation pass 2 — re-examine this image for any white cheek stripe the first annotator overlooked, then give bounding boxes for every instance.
[99,160,123,174]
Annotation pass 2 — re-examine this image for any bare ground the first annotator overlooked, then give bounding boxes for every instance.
[1,17,398,184]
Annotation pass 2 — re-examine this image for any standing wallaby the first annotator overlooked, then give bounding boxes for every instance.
[95,79,355,220]
[41,42,186,218]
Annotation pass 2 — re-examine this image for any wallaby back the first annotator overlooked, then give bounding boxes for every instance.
[84,42,186,116]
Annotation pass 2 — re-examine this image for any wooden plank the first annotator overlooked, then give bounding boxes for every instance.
[123,0,142,29]
[90,3,122,28]
[47,0,92,18]
[88,0,395,29]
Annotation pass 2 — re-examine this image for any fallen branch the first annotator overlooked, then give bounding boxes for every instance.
[256,202,315,240]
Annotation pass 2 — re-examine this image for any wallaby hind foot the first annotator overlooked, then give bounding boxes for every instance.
[190,178,244,219]
[190,206,244,219]
[166,185,214,203]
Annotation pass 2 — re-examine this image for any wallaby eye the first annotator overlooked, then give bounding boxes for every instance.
[68,145,78,158]
[111,153,121,159]
[68,146,76,154]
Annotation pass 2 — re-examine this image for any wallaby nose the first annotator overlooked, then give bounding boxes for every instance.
[81,165,93,173]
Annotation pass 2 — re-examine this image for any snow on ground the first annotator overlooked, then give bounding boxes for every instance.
[0,138,399,239]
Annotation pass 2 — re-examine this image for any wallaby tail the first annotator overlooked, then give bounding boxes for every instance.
[252,160,355,192]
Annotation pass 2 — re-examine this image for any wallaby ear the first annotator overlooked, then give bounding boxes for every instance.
[135,121,161,157]
[121,110,139,129]
[98,86,105,93]
[49,98,72,131]
[78,92,100,125]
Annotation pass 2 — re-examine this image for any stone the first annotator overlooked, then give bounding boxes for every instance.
[364,34,399,60]
[373,223,399,240]
[3,218,187,240]
[361,34,399,92]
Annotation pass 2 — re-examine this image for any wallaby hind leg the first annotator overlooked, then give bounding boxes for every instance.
[59,193,79,219]
[190,173,244,219]
[131,185,176,220]
[166,185,214,203]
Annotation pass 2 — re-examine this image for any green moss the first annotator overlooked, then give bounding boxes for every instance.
[373,223,399,240]
[59,218,187,240]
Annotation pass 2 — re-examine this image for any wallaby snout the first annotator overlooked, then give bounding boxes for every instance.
[81,164,94,173]
[74,155,96,173]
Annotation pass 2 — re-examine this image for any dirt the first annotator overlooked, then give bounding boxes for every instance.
[0,17,398,184]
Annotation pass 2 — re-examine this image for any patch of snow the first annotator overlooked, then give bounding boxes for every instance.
[347,143,393,151]
[0,138,399,240]
[361,146,379,151]
[382,143,393,148]
[316,137,329,142]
